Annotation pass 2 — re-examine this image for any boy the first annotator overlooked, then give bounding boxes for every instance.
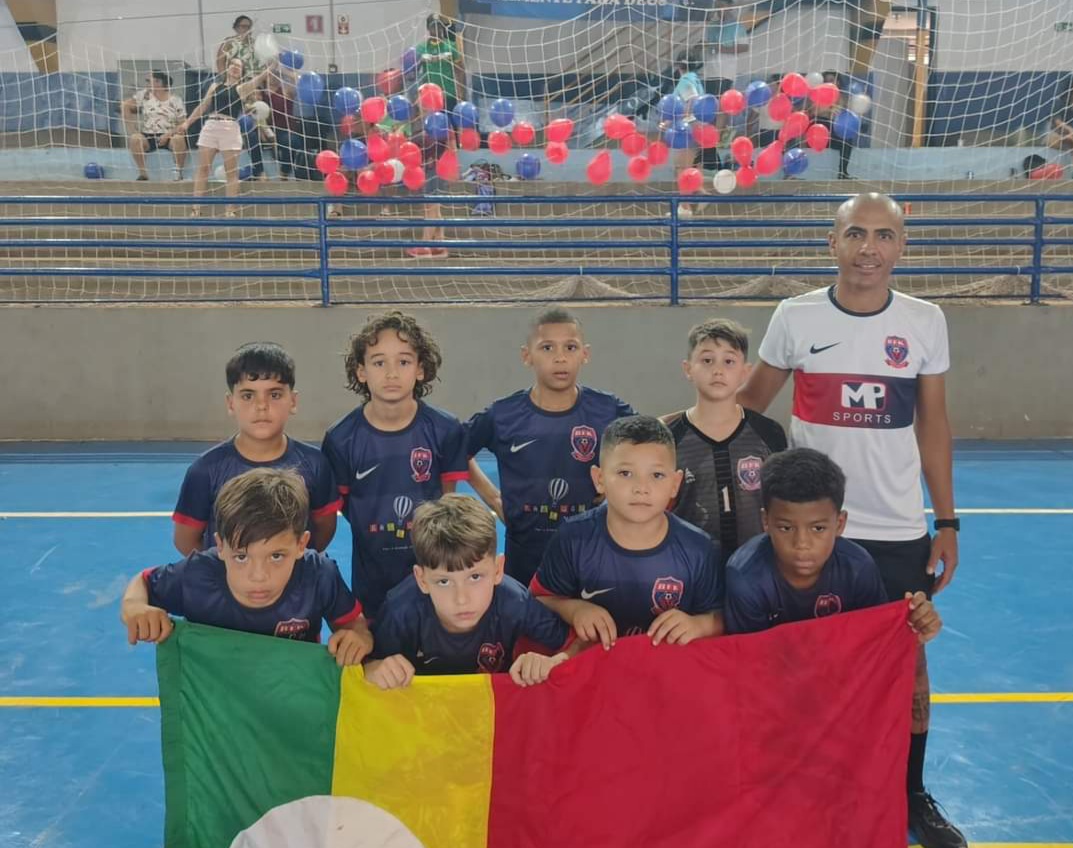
[172,342,340,556]
[724,448,941,643]
[662,318,786,562]
[466,307,635,587]
[122,468,372,667]
[364,494,579,689]
[532,415,723,649]
[322,312,469,619]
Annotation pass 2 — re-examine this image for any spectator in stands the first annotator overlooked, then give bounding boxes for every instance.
[1046,115,1073,151]
[703,0,749,152]
[123,71,188,181]
[265,70,299,180]
[418,14,466,113]
[664,48,705,217]
[1023,154,1065,180]
[216,15,266,181]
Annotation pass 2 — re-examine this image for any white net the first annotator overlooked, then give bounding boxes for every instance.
[0,0,1070,303]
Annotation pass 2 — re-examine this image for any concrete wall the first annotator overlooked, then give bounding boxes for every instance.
[1,303,1070,442]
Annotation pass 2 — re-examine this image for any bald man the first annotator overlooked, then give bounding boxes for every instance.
[739,193,965,848]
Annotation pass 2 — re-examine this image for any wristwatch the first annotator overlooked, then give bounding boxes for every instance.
[933,518,960,532]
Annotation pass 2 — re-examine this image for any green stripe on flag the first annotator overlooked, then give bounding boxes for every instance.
[157,621,343,847]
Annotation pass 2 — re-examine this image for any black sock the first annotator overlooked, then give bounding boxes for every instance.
[908,732,927,794]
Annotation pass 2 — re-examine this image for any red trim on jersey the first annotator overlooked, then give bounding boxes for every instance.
[330,601,364,628]
[441,470,470,483]
[529,574,555,598]
[312,498,343,518]
[140,567,157,583]
[172,512,207,529]
[337,485,350,496]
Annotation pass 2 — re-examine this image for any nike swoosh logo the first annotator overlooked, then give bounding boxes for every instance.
[354,465,380,481]
[510,440,537,453]
[580,587,614,600]
[422,656,440,665]
[809,342,841,354]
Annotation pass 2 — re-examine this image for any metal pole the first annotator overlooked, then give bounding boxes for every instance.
[318,199,331,307]
[669,198,680,305]
[1030,197,1044,304]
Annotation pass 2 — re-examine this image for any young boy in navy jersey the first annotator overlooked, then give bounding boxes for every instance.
[322,312,469,619]
[172,342,340,555]
[724,448,941,642]
[532,415,722,649]
[467,307,635,587]
[364,494,578,689]
[122,468,373,666]
[662,318,786,562]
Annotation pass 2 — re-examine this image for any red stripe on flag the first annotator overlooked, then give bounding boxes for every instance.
[488,603,915,848]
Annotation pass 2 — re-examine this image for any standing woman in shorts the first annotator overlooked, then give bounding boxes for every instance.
[176,56,274,217]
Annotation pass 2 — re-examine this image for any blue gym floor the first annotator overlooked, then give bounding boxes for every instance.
[1,441,1071,847]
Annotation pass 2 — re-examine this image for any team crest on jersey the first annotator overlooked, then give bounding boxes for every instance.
[736,455,763,491]
[651,576,685,613]
[814,594,843,618]
[410,447,433,482]
[273,618,311,639]
[884,335,910,369]
[570,425,597,462]
[477,642,505,672]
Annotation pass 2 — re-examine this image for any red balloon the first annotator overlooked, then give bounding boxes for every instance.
[736,166,758,188]
[586,150,612,185]
[604,113,634,140]
[511,121,535,145]
[398,141,422,169]
[781,72,809,98]
[402,166,425,191]
[366,133,389,163]
[647,140,669,166]
[386,131,407,156]
[720,88,746,115]
[418,83,444,112]
[361,96,387,124]
[768,94,793,122]
[677,167,703,194]
[375,160,396,184]
[805,122,831,152]
[627,155,651,182]
[730,136,754,168]
[315,149,341,175]
[324,171,348,195]
[356,169,380,195]
[810,82,841,108]
[756,142,784,176]
[692,123,719,149]
[376,69,402,96]
[436,149,459,181]
[339,114,358,137]
[488,130,512,155]
[621,132,646,156]
[546,118,574,143]
[785,111,811,138]
[459,127,481,151]
[545,141,569,164]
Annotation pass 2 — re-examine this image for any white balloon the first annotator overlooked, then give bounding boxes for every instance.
[249,101,270,122]
[712,169,737,194]
[848,92,873,115]
[253,33,279,63]
[805,71,825,89]
[385,158,405,183]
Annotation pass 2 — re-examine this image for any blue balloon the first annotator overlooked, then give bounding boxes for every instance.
[663,120,692,149]
[692,93,718,124]
[516,153,541,180]
[83,162,104,179]
[453,100,479,129]
[489,98,515,128]
[848,78,868,96]
[238,164,253,180]
[296,72,325,105]
[833,109,862,140]
[658,93,685,121]
[340,139,369,170]
[237,113,255,134]
[388,94,412,121]
[280,50,304,70]
[333,87,361,119]
[782,147,809,176]
[401,47,419,75]
[424,110,450,141]
[745,80,771,108]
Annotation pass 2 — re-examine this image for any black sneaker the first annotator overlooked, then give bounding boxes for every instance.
[909,790,967,848]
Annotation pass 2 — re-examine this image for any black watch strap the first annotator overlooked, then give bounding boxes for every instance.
[934,518,960,532]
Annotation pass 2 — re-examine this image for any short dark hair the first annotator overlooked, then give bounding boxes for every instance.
[427,13,451,37]
[1023,154,1047,177]
[225,342,295,390]
[150,70,171,88]
[214,467,308,550]
[600,415,676,462]
[760,448,846,511]
[686,317,749,358]
[233,15,253,30]
[528,305,582,338]
[674,46,703,73]
[411,494,497,572]
[344,311,442,400]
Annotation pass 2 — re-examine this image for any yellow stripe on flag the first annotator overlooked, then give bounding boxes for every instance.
[332,669,494,848]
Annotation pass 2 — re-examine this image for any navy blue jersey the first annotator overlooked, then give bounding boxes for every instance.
[173,437,340,549]
[143,548,361,642]
[532,503,722,637]
[723,534,888,635]
[322,402,469,617]
[370,575,571,675]
[466,387,635,585]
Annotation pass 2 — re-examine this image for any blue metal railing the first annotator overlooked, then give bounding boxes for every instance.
[0,193,1069,305]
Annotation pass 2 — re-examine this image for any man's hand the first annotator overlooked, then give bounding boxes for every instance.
[363,655,415,690]
[123,605,174,645]
[906,591,942,644]
[328,627,373,667]
[509,651,568,687]
[648,609,708,646]
[927,528,959,593]
[571,601,617,650]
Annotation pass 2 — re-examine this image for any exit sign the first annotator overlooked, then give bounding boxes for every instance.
[272,23,292,34]
[1056,21,1073,32]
